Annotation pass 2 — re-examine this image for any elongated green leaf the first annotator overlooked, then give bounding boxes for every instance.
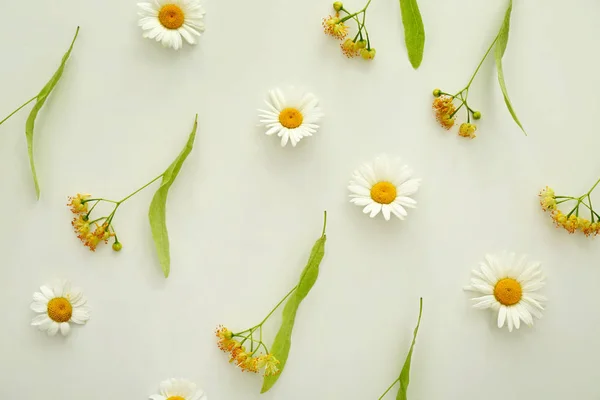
[396,298,423,400]
[399,0,425,69]
[494,0,526,135]
[26,26,80,199]
[148,115,198,278]
[261,212,327,393]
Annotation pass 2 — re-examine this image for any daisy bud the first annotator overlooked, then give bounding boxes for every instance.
[112,242,122,252]
[433,88,442,97]
[473,111,481,120]
[333,1,343,11]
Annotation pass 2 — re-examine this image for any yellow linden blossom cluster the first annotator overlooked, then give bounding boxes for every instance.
[539,185,600,237]
[322,1,376,61]
[216,326,280,376]
[432,89,480,139]
[68,194,118,251]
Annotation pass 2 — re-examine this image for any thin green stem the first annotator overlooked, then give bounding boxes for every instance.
[0,96,37,126]
[258,285,298,326]
[85,200,101,218]
[377,378,399,400]
[464,35,500,90]
[587,177,600,195]
[117,174,163,204]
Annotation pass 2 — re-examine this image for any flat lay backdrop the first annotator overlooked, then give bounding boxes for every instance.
[1,0,599,399]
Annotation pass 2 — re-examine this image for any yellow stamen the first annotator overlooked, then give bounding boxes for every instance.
[494,278,522,306]
[159,4,185,29]
[370,182,397,204]
[47,298,73,323]
[278,108,304,129]
[167,397,185,400]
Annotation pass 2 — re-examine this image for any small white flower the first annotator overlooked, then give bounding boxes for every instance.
[149,378,207,400]
[464,252,547,332]
[348,154,421,221]
[258,87,323,147]
[30,280,90,336]
[138,0,206,50]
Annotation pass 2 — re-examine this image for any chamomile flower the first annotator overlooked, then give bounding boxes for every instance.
[149,378,207,400]
[348,155,421,221]
[30,280,90,336]
[258,87,323,147]
[464,253,546,332]
[138,0,206,50]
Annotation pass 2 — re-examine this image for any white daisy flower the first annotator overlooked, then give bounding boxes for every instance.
[348,154,421,221]
[30,280,90,336]
[149,378,207,400]
[138,0,206,50]
[258,87,323,147]
[465,252,547,332]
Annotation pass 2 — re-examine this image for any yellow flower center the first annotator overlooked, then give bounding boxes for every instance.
[494,278,522,306]
[278,108,304,129]
[158,4,185,29]
[166,397,185,400]
[370,181,397,204]
[47,297,73,323]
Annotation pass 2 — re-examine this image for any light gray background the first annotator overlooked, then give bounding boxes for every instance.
[1,0,599,399]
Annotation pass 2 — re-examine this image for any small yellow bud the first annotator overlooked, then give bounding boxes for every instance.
[360,48,376,60]
[356,40,367,49]
[472,111,481,120]
[433,88,442,97]
[333,1,343,11]
[112,242,122,251]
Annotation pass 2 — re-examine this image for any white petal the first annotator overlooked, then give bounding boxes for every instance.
[512,307,521,330]
[71,307,90,324]
[381,204,391,221]
[60,322,71,336]
[506,308,514,332]
[31,314,51,326]
[33,292,49,304]
[395,196,417,208]
[390,203,407,220]
[30,301,47,313]
[471,295,495,309]
[515,303,533,326]
[47,322,60,336]
[350,197,372,206]
[397,179,420,196]
[497,305,507,328]
[40,286,54,299]
[149,395,167,400]
[348,185,370,197]
[368,202,382,218]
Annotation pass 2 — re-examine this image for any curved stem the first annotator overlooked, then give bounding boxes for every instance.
[0,96,37,126]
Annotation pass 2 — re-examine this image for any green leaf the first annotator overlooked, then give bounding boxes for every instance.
[26,26,80,199]
[399,0,425,69]
[261,212,328,393]
[494,0,526,135]
[148,115,198,278]
[396,298,423,400]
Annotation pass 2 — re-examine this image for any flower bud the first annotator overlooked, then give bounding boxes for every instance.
[356,40,367,49]
[472,111,481,120]
[433,88,442,97]
[361,48,376,60]
[112,242,122,251]
[333,1,343,11]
